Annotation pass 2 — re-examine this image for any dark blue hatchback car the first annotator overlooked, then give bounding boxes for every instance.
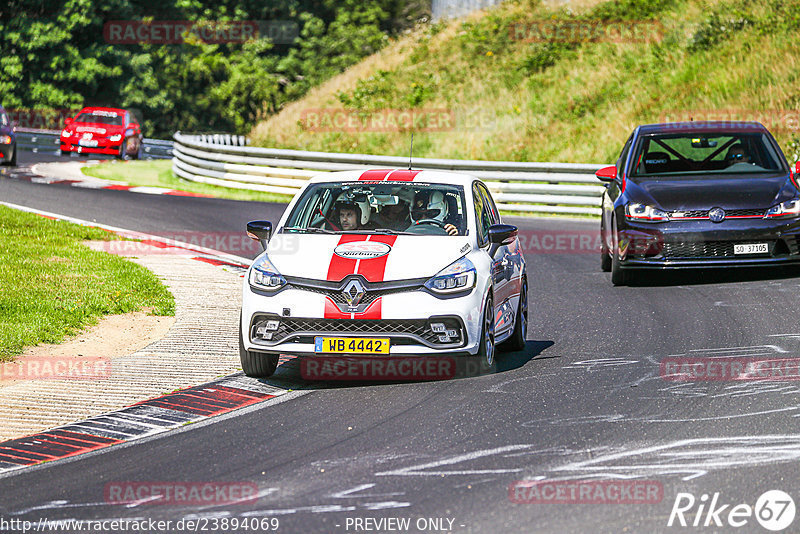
[598,121,800,285]
[0,105,17,166]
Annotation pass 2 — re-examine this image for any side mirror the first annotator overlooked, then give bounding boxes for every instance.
[595,165,617,183]
[64,117,73,126]
[795,161,800,178]
[488,223,518,256]
[247,220,272,251]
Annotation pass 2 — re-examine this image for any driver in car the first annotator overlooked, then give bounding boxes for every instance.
[411,191,459,236]
[725,144,751,166]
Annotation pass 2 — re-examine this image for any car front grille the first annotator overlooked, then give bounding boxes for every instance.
[251,316,465,348]
[662,240,776,258]
[285,276,426,312]
[669,208,766,219]
[299,285,416,308]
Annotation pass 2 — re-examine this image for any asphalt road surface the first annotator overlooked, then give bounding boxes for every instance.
[2,151,800,533]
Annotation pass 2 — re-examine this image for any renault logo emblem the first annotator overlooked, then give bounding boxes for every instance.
[708,207,726,223]
[342,279,366,307]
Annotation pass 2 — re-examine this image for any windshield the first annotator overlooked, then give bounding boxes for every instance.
[283,181,468,236]
[74,111,123,126]
[631,132,785,177]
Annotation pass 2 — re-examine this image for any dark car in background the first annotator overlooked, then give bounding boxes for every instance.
[598,121,800,285]
[60,107,142,159]
[0,105,17,166]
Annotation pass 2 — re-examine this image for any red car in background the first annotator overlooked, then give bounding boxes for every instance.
[60,107,142,159]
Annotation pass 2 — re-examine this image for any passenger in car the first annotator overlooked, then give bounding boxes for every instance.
[337,201,377,231]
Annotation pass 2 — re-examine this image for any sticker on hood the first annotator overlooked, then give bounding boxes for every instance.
[334,241,391,259]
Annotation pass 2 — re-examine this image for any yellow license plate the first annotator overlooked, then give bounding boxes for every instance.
[314,337,390,354]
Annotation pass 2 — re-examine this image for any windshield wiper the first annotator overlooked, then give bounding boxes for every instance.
[283,226,336,234]
[365,228,415,235]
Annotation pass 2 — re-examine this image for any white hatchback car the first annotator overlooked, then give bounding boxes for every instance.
[240,168,527,377]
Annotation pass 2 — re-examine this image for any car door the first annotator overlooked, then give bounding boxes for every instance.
[473,182,515,335]
[603,133,633,250]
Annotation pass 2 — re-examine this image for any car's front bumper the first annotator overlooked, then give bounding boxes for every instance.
[616,217,800,269]
[61,140,122,155]
[241,280,486,356]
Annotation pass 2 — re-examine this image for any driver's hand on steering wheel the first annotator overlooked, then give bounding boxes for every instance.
[445,224,458,236]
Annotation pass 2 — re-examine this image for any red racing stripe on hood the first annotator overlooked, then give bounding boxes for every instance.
[356,235,397,282]
[326,235,367,282]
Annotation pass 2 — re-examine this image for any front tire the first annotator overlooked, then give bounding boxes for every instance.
[610,217,628,286]
[117,140,126,160]
[477,293,496,367]
[600,216,611,272]
[239,319,278,377]
[498,279,527,352]
[4,145,16,166]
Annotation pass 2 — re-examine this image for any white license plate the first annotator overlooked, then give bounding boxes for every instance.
[734,243,769,255]
[79,139,98,147]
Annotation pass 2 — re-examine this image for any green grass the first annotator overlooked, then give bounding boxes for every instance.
[81,160,294,203]
[0,206,175,362]
[251,0,800,165]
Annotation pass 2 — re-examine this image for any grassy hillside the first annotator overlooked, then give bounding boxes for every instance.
[250,0,800,164]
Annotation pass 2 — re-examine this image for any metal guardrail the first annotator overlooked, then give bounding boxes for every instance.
[172,132,607,215]
[14,128,173,160]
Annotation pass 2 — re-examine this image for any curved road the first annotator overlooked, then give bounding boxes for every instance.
[2,151,800,533]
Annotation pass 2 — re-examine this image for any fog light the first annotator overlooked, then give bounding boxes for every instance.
[431,323,446,333]
[254,321,277,340]
[446,329,458,337]
[438,335,451,343]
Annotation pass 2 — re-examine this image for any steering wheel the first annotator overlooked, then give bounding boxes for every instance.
[414,219,447,228]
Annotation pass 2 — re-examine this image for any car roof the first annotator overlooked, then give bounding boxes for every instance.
[638,121,769,135]
[77,106,127,115]
[309,169,478,185]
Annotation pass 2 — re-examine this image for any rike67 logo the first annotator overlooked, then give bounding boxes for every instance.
[668,490,795,531]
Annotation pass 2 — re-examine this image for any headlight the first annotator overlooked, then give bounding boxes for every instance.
[60,129,71,138]
[248,255,286,291]
[424,257,476,294]
[108,134,122,142]
[0,135,11,145]
[765,198,800,219]
[625,203,669,222]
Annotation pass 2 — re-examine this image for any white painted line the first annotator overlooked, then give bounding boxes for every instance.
[0,201,252,266]
[128,186,171,195]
